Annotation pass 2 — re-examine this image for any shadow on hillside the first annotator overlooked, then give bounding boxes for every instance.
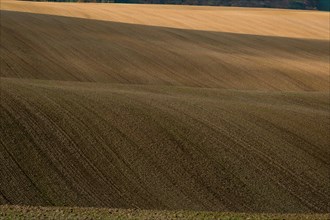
[1,9,328,56]
[1,9,329,89]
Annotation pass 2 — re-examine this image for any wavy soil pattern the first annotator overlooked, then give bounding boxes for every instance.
[0,0,329,214]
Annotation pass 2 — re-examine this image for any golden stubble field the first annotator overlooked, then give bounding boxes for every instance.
[0,0,330,215]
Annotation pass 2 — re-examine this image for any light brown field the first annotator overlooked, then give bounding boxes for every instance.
[0,0,329,215]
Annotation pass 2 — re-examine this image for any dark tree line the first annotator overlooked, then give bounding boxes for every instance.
[115,0,329,10]
[30,0,330,10]
[112,0,309,8]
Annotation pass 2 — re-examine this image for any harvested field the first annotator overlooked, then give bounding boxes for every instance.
[0,0,330,215]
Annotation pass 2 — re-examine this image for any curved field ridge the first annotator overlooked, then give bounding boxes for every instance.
[1,1,330,40]
[1,78,330,212]
[1,0,330,214]
[1,8,329,91]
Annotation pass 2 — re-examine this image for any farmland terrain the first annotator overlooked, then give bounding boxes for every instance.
[1,0,330,215]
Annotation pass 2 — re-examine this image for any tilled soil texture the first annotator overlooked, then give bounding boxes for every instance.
[1,78,329,212]
[0,0,330,213]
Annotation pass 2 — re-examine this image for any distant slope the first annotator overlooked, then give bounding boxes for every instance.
[1,2,329,91]
[1,1,329,40]
[0,0,330,214]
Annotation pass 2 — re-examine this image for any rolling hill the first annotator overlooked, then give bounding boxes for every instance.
[1,0,330,215]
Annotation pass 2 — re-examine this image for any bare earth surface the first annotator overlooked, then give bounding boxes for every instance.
[0,0,330,215]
